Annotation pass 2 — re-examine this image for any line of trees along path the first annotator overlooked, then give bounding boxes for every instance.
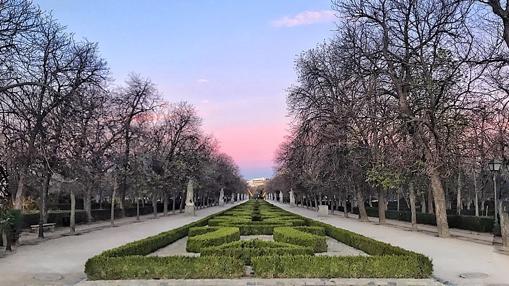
[271,0,509,238]
[0,0,246,239]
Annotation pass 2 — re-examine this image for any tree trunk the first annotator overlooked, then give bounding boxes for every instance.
[118,195,125,218]
[421,193,427,214]
[136,196,140,221]
[2,230,11,251]
[500,202,509,248]
[397,188,401,211]
[14,170,26,210]
[343,195,349,218]
[427,186,434,214]
[38,171,51,239]
[179,191,185,213]
[163,192,168,216]
[110,181,116,226]
[70,189,76,234]
[430,170,450,237]
[368,194,373,207]
[474,174,479,217]
[378,189,386,224]
[357,190,369,222]
[172,194,176,215]
[152,194,158,218]
[84,185,93,223]
[409,182,417,231]
[457,171,462,215]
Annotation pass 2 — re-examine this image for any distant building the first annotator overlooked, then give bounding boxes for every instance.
[247,177,269,188]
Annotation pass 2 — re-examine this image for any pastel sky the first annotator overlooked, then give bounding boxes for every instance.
[35,0,336,179]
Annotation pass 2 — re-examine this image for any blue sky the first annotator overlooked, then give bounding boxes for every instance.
[36,0,336,179]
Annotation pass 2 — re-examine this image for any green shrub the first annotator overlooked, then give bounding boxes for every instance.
[86,199,433,280]
[306,219,411,256]
[273,227,327,252]
[208,217,251,226]
[186,227,240,252]
[363,207,494,233]
[293,226,326,236]
[188,226,220,237]
[85,256,244,280]
[238,224,278,235]
[201,239,314,264]
[252,255,432,278]
[101,224,197,257]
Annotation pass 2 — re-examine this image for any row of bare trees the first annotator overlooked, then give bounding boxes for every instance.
[270,0,509,238]
[0,0,246,238]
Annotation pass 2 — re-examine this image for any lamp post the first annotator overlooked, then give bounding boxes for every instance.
[488,159,503,227]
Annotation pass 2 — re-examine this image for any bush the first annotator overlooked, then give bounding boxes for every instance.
[306,219,412,256]
[273,227,327,252]
[186,227,240,252]
[85,256,244,280]
[201,239,314,264]
[252,255,432,278]
[293,226,326,236]
[362,207,494,233]
[0,209,23,245]
[237,224,278,235]
[86,199,433,280]
[188,226,220,237]
[208,217,251,226]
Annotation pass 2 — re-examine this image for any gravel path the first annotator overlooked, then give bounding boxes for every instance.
[148,237,198,257]
[270,201,509,286]
[0,202,243,286]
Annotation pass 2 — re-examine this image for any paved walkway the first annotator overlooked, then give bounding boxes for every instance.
[77,278,442,286]
[0,202,242,286]
[270,201,509,286]
[15,210,190,247]
[332,210,497,246]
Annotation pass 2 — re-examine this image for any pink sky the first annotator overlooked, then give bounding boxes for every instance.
[36,0,337,178]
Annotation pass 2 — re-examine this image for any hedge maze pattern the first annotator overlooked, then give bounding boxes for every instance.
[85,200,433,280]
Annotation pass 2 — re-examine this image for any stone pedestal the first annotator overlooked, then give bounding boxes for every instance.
[185,205,195,216]
[318,205,329,217]
[279,191,283,203]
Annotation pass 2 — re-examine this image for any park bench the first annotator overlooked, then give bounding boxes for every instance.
[30,223,56,233]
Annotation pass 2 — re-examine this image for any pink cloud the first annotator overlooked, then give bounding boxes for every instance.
[272,10,336,28]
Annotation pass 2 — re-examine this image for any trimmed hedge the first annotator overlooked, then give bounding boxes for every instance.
[86,199,433,280]
[85,256,244,280]
[188,226,220,237]
[208,217,251,226]
[360,207,494,233]
[201,239,314,264]
[85,206,238,279]
[293,226,326,236]
[186,227,240,253]
[252,255,432,278]
[273,227,327,253]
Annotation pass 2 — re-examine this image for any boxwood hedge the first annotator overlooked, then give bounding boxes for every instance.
[201,239,314,264]
[186,226,240,252]
[252,255,432,278]
[84,199,433,280]
[273,226,327,252]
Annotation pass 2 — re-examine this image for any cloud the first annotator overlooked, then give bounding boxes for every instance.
[272,10,336,28]
[196,78,209,84]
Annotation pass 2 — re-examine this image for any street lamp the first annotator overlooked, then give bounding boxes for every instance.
[488,159,503,227]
